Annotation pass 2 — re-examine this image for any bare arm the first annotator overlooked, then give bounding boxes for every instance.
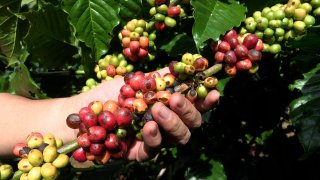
[0,67,220,161]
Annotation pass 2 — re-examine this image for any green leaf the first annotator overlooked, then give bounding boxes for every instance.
[9,63,47,98]
[159,33,197,56]
[191,0,247,50]
[119,0,144,22]
[24,3,78,69]
[186,159,226,180]
[0,0,24,65]
[216,76,232,96]
[289,64,320,158]
[287,26,320,50]
[62,0,120,60]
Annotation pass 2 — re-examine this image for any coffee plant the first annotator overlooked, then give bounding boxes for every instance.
[1,0,320,179]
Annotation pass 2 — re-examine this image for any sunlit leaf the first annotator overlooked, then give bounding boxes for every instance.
[191,0,247,49]
[62,0,120,60]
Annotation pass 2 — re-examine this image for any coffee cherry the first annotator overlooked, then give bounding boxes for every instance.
[193,57,209,71]
[204,77,218,88]
[81,112,98,128]
[43,146,58,163]
[196,85,208,99]
[224,29,238,43]
[242,34,259,49]
[120,84,136,98]
[247,48,262,63]
[13,143,28,157]
[225,64,237,76]
[234,44,249,59]
[77,133,91,149]
[28,149,44,166]
[269,43,282,54]
[164,17,177,28]
[293,20,306,33]
[90,143,106,156]
[228,37,240,49]
[143,91,157,104]
[155,77,167,91]
[140,77,157,92]
[157,4,168,14]
[214,51,225,63]
[18,158,33,173]
[52,154,69,168]
[224,50,237,65]
[218,41,231,53]
[27,132,44,149]
[133,98,148,114]
[114,107,132,128]
[236,59,252,70]
[293,8,307,20]
[156,90,172,105]
[104,133,121,151]
[0,164,13,180]
[88,126,107,143]
[167,6,181,17]
[304,14,315,27]
[129,73,146,90]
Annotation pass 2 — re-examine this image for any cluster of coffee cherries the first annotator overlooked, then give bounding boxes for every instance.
[0,164,13,180]
[169,53,218,102]
[148,0,186,31]
[81,53,135,93]
[12,132,68,180]
[119,19,157,62]
[211,30,263,76]
[66,100,130,164]
[240,0,318,54]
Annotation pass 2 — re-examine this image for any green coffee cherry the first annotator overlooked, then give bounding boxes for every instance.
[293,21,306,34]
[269,43,282,54]
[256,17,269,30]
[274,9,286,20]
[275,28,285,37]
[164,17,177,28]
[304,14,316,26]
[196,85,208,99]
[155,13,166,21]
[253,11,262,20]
[264,28,275,37]
[314,7,320,16]
[300,3,313,13]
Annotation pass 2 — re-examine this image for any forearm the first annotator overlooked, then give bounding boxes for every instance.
[0,93,76,158]
[0,77,125,158]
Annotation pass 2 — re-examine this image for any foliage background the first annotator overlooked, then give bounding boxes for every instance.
[1,0,320,179]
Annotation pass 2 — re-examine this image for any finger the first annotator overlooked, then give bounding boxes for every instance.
[168,93,202,129]
[125,121,162,162]
[151,102,191,145]
[194,90,220,112]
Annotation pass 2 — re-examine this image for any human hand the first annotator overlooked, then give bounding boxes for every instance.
[77,67,220,162]
[125,90,220,161]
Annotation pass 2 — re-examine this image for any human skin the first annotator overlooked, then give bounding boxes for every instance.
[0,67,219,161]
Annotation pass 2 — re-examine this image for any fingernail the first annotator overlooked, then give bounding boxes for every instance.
[158,105,170,119]
[176,95,186,108]
[150,128,158,137]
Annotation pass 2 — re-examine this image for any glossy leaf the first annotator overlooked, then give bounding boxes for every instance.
[185,159,226,180]
[24,3,78,68]
[216,77,232,97]
[0,0,24,65]
[9,63,47,98]
[119,0,144,22]
[62,0,120,60]
[191,0,247,49]
[289,64,320,158]
[159,33,197,56]
[287,26,320,50]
